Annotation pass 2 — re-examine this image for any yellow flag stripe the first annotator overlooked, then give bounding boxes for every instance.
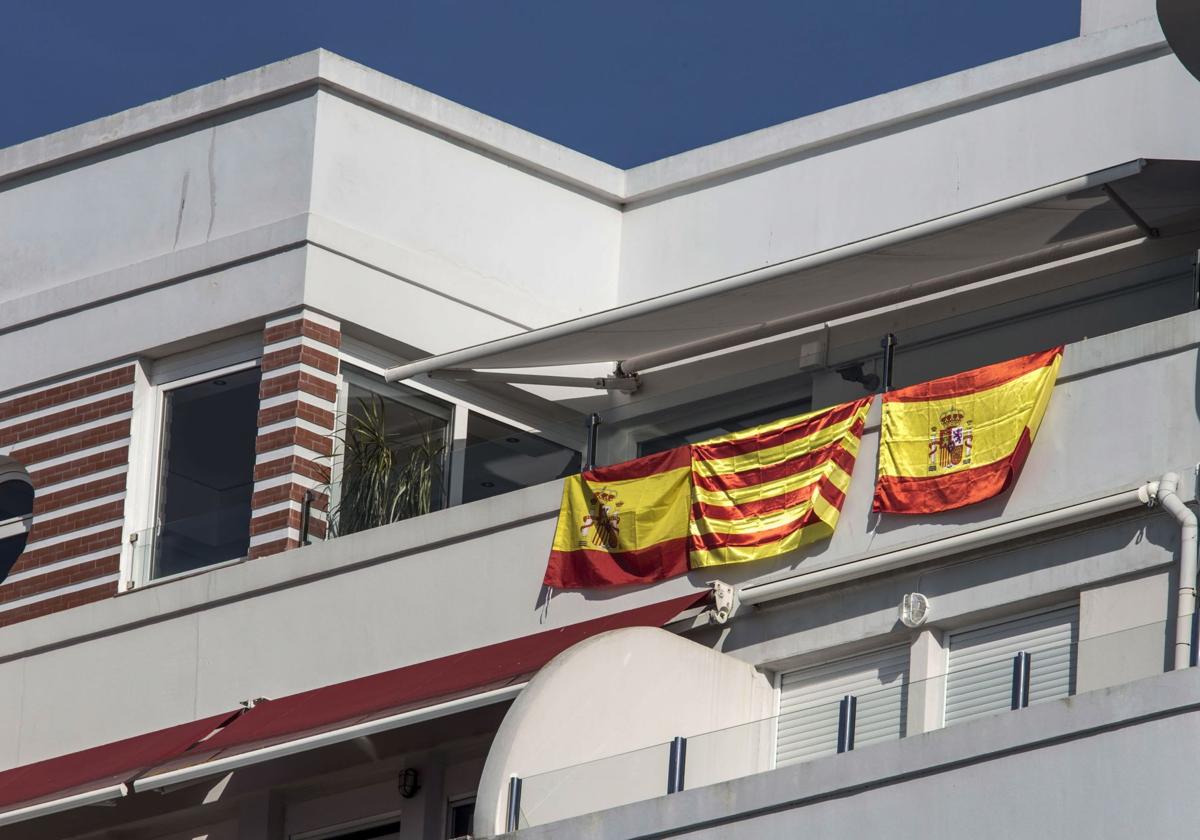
[693,411,865,477]
[878,358,1059,479]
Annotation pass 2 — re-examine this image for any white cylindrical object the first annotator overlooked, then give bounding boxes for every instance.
[0,783,127,828]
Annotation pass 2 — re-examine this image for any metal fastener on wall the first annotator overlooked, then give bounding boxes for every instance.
[505,775,523,832]
[299,489,313,546]
[667,736,688,794]
[1011,651,1032,710]
[836,695,857,753]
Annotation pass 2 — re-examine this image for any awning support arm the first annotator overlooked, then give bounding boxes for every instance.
[427,369,640,393]
[1102,183,1160,239]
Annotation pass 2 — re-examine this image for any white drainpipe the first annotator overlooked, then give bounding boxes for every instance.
[734,474,1198,669]
[1155,473,1198,669]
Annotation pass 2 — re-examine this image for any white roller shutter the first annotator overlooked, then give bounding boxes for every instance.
[944,604,1078,728]
[775,645,909,768]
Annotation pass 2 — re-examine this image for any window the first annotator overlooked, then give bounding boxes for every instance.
[460,413,580,504]
[148,366,261,580]
[943,605,1078,727]
[446,796,475,839]
[329,372,452,538]
[775,645,908,767]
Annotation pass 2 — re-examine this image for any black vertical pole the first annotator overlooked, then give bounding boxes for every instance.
[584,412,601,472]
[880,333,897,392]
[506,775,523,832]
[1011,651,1032,710]
[836,695,857,753]
[667,736,688,794]
[299,489,313,546]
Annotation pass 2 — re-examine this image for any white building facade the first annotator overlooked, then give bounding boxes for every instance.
[1,0,1200,836]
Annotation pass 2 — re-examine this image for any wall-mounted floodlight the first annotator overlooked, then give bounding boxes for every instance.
[0,454,34,585]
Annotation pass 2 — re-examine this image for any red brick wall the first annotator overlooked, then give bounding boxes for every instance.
[250,311,341,559]
[0,365,134,628]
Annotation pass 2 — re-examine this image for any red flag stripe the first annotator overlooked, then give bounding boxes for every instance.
[884,347,1062,403]
[691,398,870,461]
[691,476,848,521]
[691,434,860,492]
[544,539,692,589]
[872,430,1033,514]
[582,445,690,482]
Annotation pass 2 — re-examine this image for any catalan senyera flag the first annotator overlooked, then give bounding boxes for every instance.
[873,346,1063,514]
[544,446,692,589]
[689,397,872,568]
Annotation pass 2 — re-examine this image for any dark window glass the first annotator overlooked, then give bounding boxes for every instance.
[447,799,475,838]
[330,381,451,537]
[461,413,580,503]
[638,397,812,456]
[152,367,260,579]
[324,821,401,840]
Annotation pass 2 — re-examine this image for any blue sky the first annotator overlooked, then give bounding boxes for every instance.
[2,1,1080,168]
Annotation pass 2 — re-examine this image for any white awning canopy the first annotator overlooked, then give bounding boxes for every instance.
[386,159,1200,387]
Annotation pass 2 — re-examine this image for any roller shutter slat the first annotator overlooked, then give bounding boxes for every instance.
[944,606,1077,727]
[775,646,908,767]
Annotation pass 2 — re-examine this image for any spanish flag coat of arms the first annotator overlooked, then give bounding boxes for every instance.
[873,346,1063,514]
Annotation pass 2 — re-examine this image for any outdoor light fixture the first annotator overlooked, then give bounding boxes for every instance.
[399,768,421,798]
[837,363,880,393]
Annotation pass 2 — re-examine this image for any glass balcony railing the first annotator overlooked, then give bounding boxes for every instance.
[508,617,1172,830]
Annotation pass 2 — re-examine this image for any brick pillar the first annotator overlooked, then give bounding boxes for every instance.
[0,364,135,626]
[250,310,341,559]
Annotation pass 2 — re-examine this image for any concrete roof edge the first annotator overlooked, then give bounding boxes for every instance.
[0,19,1170,203]
[621,18,1169,204]
[0,48,627,202]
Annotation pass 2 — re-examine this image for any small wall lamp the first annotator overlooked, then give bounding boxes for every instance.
[399,768,421,799]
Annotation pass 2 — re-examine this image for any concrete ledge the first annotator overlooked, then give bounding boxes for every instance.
[509,667,1200,838]
[0,479,562,663]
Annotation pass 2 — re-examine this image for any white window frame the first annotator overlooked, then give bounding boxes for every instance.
[123,355,261,590]
[445,793,477,840]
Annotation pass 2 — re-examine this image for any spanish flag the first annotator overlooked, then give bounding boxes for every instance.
[873,346,1063,514]
[544,446,692,588]
[689,397,872,568]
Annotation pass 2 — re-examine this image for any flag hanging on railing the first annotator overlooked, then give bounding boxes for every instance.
[543,446,692,588]
[873,345,1063,514]
[688,397,872,568]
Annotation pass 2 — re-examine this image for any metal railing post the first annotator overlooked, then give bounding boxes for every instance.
[299,489,313,546]
[836,694,857,753]
[505,775,523,832]
[584,412,601,472]
[1011,651,1032,710]
[880,333,897,392]
[667,736,688,794]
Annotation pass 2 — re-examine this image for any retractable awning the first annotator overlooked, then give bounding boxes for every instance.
[0,592,706,827]
[132,591,706,791]
[385,158,1200,387]
[0,711,238,827]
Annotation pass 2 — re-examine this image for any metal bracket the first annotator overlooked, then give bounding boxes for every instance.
[709,580,737,624]
[1101,184,1159,239]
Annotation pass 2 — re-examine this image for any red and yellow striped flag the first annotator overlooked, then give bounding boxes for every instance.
[873,346,1063,514]
[689,397,872,568]
[544,447,692,588]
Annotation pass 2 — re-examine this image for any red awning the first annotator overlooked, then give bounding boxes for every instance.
[0,711,237,825]
[0,591,707,825]
[135,591,708,788]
